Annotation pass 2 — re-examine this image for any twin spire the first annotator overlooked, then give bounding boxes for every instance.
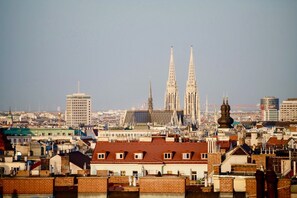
[162,46,201,124]
[164,46,180,111]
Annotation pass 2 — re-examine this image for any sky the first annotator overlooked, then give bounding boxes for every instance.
[0,0,297,112]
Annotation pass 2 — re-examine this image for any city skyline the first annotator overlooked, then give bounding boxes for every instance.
[1,1,297,111]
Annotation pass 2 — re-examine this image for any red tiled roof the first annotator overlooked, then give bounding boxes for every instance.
[217,141,230,150]
[266,137,289,146]
[91,137,208,164]
[229,135,238,141]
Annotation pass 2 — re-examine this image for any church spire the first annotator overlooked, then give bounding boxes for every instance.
[164,46,180,111]
[167,46,177,83]
[187,46,196,85]
[184,46,201,125]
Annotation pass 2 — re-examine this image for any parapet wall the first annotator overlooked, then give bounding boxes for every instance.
[139,177,185,193]
[2,177,54,195]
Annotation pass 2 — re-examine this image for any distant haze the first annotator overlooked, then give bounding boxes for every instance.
[0,0,297,111]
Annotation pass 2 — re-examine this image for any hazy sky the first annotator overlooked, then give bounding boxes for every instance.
[1,0,297,111]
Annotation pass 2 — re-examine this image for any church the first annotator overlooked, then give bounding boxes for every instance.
[124,46,200,128]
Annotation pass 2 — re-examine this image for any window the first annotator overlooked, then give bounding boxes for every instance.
[134,153,143,159]
[97,153,105,159]
[164,153,172,159]
[116,153,124,159]
[120,170,126,176]
[191,171,197,180]
[183,153,191,159]
[201,153,208,159]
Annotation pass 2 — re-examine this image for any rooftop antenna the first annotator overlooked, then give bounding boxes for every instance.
[77,81,80,93]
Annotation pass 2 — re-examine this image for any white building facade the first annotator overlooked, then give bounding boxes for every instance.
[280,98,297,122]
[66,93,91,127]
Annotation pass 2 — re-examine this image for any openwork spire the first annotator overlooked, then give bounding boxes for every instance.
[184,46,200,125]
[187,46,196,85]
[164,46,180,111]
[168,46,177,84]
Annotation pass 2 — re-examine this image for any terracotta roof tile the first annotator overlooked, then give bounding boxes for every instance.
[91,137,207,164]
[267,137,289,147]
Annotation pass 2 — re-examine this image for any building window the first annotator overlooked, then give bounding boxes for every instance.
[97,153,105,159]
[164,153,172,159]
[134,153,143,160]
[191,171,197,180]
[183,153,191,159]
[120,170,126,176]
[116,153,124,159]
[201,153,208,159]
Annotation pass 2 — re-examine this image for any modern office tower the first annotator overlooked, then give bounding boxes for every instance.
[184,46,201,125]
[280,98,297,121]
[66,90,91,127]
[260,96,279,121]
[164,47,180,111]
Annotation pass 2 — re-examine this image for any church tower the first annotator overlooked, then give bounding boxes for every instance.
[148,81,153,114]
[164,46,180,111]
[184,46,201,125]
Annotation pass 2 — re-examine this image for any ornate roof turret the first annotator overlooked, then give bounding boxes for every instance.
[218,97,234,128]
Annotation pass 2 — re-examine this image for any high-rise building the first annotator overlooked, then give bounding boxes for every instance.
[280,98,297,121]
[164,47,180,111]
[66,91,91,127]
[260,96,279,121]
[184,46,201,125]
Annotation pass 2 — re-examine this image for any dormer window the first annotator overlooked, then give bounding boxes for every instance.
[116,153,124,159]
[201,153,208,159]
[97,153,105,159]
[134,153,143,160]
[182,153,191,159]
[164,153,172,159]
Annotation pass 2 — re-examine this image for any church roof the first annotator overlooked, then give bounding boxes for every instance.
[124,110,183,126]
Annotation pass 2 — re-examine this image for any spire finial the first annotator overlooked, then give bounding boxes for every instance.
[149,80,152,98]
